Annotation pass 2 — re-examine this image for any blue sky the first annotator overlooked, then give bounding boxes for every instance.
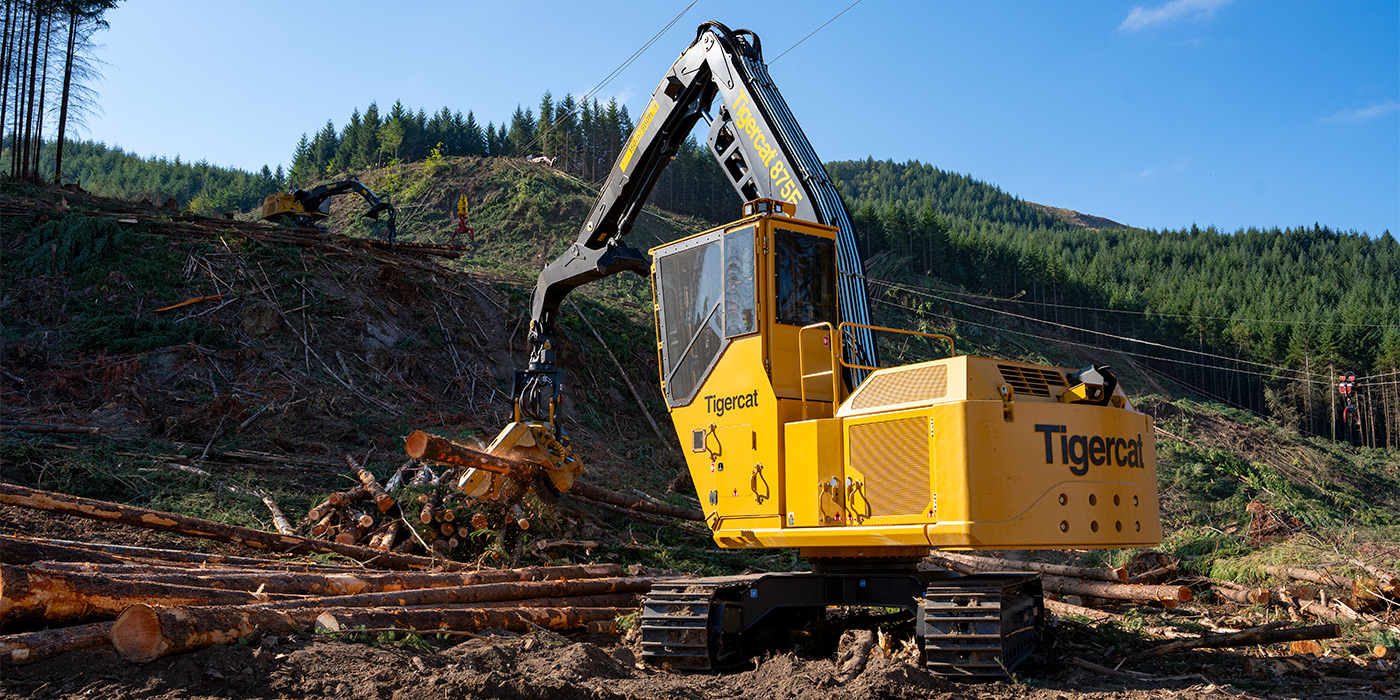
[89,0,1397,235]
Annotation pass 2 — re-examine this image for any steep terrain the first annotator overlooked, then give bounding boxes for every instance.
[3,158,1400,698]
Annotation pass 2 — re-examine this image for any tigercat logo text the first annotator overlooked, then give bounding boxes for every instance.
[1034,424,1145,476]
[730,90,805,207]
[705,391,758,417]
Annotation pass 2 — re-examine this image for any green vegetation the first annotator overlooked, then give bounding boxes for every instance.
[20,139,286,212]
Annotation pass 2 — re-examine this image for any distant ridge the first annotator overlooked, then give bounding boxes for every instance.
[1025,201,1131,230]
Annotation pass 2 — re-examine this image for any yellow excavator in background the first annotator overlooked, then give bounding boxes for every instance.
[261,178,396,243]
[473,21,1162,678]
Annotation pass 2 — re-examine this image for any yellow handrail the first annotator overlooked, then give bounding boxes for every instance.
[836,322,954,371]
[798,322,840,420]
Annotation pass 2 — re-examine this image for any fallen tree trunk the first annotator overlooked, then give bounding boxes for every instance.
[1,621,113,667]
[0,536,129,566]
[1123,623,1340,663]
[0,483,465,571]
[33,562,625,597]
[1,536,352,572]
[347,455,394,513]
[928,555,1190,606]
[0,564,297,626]
[935,551,1128,583]
[259,576,653,610]
[112,603,626,662]
[1263,565,1354,590]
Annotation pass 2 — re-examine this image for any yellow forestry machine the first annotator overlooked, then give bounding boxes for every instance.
[261,178,397,244]
[475,21,1161,678]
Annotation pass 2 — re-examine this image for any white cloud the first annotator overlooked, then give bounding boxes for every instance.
[1120,0,1232,32]
[1137,158,1190,179]
[1321,101,1400,123]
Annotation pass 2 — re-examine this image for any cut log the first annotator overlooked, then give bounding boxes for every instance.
[928,554,1189,606]
[1128,565,1178,585]
[326,486,369,508]
[1045,598,1123,623]
[0,536,128,566]
[259,575,652,610]
[261,496,295,536]
[419,492,440,525]
[0,564,297,626]
[471,512,488,530]
[404,431,531,478]
[310,512,337,538]
[934,551,1128,583]
[347,455,395,513]
[1,621,114,667]
[1264,565,1354,590]
[374,521,400,552]
[0,483,465,571]
[1351,559,1400,594]
[112,603,625,662]
[0,535,350,571]
[1122,623,1340,663]
[1214,585,1258,605]
[511,504,530,530]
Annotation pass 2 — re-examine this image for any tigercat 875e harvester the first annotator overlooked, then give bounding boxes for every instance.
[477,21,1161,678]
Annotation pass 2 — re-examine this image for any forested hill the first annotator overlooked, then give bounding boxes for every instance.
[15,139,284,214]
[828,158,1067,230]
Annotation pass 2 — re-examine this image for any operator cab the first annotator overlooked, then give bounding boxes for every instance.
[652,199,842,418]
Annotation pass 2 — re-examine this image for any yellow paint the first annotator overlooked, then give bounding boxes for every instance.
[619,101,659,174]
[650,212,1163,558]
[729,91,804,207]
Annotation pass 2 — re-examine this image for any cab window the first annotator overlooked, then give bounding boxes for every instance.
[774,228,836,327]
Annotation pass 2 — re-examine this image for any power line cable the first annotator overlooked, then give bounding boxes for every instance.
[918,285,1400,330]
[863,274,1317,380]
[770,0,865,63]
[515,1,697,159]
[868,295,1331,386]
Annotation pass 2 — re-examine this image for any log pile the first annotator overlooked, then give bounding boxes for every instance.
[0,527,651,667]
[299,441,705,561]
[297,457,550,561]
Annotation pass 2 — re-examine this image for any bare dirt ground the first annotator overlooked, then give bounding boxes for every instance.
[3,624,1385,700]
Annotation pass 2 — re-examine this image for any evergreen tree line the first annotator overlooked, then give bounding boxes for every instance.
[829,158,1400,448]
[13,138,286,212]
[288,91,740,223]
[0,0,116,185]
[287,93,1399,447]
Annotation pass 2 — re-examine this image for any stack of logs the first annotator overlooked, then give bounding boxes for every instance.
[0,483,656,668]
[302,455,540,561]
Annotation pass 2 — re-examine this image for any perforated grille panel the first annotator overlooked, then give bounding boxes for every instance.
[997,364,1067,397]
[848,416,931,517]
[849,365,949,410]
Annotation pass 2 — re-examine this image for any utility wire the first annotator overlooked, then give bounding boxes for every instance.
[863,274,1318,380]
[514,0,696,160]
[870,295,1332,386]
[770,0,865,64]
[918,285,1400,330]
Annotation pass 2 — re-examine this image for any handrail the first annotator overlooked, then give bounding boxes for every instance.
[836,322,954,371]
[798,322,840,420]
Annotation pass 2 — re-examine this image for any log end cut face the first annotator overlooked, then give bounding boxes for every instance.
[111,604,166,663]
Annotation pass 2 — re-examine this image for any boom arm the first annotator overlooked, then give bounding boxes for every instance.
[516,21,877,426]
